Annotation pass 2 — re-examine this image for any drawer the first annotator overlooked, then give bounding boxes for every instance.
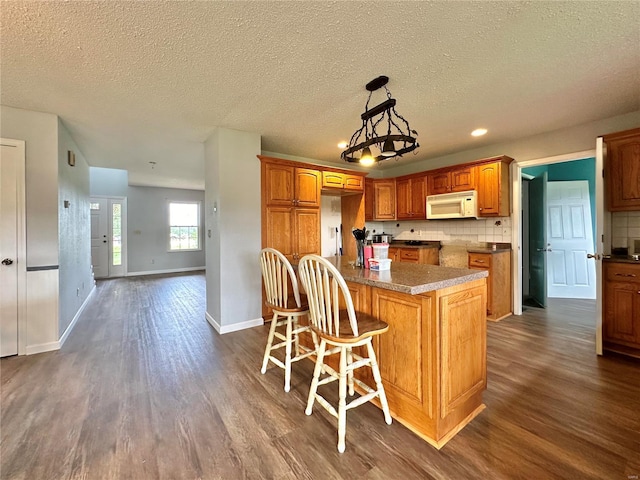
[399,249,420,262]
[468,253,491,268]
[606,263,640,283]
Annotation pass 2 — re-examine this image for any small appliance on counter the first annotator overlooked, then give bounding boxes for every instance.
[372,233,393,243]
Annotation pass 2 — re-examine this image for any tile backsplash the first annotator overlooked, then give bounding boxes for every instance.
[612,211,640,248]
[366,217,512,245]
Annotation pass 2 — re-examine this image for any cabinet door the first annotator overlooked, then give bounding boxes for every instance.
[428,172,450,195]
[469,253,492,314]
[374,180,396,220]
[264,163,295,206]
[604,281,640,345]
[294,208,321,258]
[344,175,364,191]
[265,206,294,259]
[421,248,439,265]
[295,168,321,207]
[399,249,420,263]
[396,178,412,219]
[410,176,427,219]
[322,171,345,189]
[606,131,640,211]
[450,167,475,192]
[364,179,374,221]
[387,247,400,262]
[477,162,500,216]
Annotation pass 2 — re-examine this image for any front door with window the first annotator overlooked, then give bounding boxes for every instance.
[90,197,127,278]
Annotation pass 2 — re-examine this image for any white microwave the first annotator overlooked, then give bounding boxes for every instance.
[426,190,478,220]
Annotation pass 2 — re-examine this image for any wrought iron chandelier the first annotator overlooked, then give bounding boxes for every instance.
[341,76,419,166]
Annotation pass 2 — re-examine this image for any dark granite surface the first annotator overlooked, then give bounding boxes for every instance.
[603,255,640,265]
[324,256,487,295]
[388,241,440,250]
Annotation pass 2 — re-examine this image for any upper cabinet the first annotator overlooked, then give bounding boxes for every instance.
[427,165,475,195]
[322,171,364,193]
[603,128,640,211]
[396,174,427,220]
[476,158,512,217]
[263,162,321,207]
[365,179,396,221]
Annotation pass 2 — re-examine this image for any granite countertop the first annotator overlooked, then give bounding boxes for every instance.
[388,241,440,249]
[324,256,488,295]
[603,255,640,265]
[467,246,512,254]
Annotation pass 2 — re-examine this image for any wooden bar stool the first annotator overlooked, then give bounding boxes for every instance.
[297,254,392,453]
[260,248,317,392]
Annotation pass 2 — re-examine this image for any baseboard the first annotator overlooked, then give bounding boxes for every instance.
[205,312,264,334]
[59,284,96,348]
[26,341,60,355]
[126,266,205,277]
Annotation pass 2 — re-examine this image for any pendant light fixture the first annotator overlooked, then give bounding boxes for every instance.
[341,76,419,166]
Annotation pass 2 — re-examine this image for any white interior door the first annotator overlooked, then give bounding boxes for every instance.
[1,141,23,357]
[91,197,127,278]
[91,198,109,278]
[546,181,596,299]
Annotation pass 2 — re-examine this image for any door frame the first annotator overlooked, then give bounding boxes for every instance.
[1,138,27,355]
[511,149,596,316]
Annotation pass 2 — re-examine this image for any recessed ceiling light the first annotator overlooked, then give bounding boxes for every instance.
[337,141,348,149]
[471,128,487,137]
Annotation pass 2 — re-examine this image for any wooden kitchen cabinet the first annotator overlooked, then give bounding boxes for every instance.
[603,128,640,211]
[396,174,427,220]
[427,165,475,195]
[365,179,396,221]
[264,206,320,263]
[322,171,364,192]
[468,250,511,321]
[263,162,321,207]
[603,262,640,357]
[398,247,439,265]
[476,158,512,217]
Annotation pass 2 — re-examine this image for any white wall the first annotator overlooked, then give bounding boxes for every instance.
[204,127,262,333]
[321,196,342,257]
[0,105,59,267]
[58,119,93,337]
[127,186,205,274]
[90,166,129,197]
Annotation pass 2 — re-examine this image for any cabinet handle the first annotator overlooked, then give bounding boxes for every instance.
[475,260,485,263]
[614,273,636,277]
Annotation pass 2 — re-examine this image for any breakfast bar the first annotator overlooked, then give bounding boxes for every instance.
[325,257,489,449]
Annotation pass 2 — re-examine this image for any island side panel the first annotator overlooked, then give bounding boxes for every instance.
[437,280,487,440]
[371,288,437,429]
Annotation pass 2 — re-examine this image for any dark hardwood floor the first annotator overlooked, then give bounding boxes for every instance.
[1,274,639,479]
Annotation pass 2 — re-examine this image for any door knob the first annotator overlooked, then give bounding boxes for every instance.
[586,253,601,260]
[1,258,14,266]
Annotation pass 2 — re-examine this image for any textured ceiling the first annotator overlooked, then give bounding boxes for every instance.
[1,1,639,190]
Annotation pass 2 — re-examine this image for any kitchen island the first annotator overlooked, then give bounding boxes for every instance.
[325,257,488,449]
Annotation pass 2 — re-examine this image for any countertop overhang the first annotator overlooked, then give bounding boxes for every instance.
[324,256,488,295]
